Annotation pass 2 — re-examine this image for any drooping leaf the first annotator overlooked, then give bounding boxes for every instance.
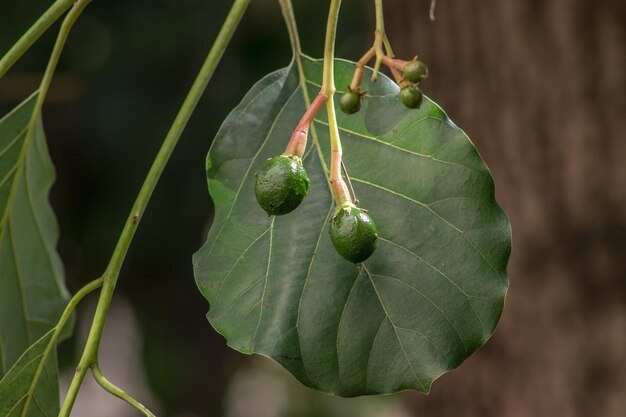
[0,330,57,417]
[0,94,69,414]
[193,56,511,396]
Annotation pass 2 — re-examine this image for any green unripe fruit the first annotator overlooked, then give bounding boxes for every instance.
[330,206,378,263]
[339,91,361,114]
[403,60,428,84]
[255,155,310,216]
[400,85,423,109]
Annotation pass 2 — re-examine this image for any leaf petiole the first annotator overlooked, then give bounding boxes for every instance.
[321,0,353,208]
[0,0,76,79]
[283,92,327,158]
[348,47,376,91]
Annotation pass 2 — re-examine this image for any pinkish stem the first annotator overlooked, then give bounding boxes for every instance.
[283,92,327,157]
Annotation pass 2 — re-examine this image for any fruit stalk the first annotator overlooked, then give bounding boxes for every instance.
[371,0,386,81]
[349,47,376,91]
[283,92,326,157]
[381,55,407,71]
[321,0,352,207]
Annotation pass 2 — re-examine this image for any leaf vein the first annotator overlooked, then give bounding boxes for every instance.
[252,217,274,349]
[352,177,499,281]
[7,221,32,344]
[314,119,474,171]
[363,265,427,392]
[371,273,468,353]
[335,270,362,389]
[295,204,334,384]
[377,238,486,332]
[215,224,270,298]
[0,126,27,160]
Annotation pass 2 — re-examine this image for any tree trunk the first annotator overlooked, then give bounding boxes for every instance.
[386,1,625,415]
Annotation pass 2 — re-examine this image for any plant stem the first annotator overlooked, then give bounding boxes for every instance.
[0,0,75,79]
[20,278,103,417]
[382,33,394,58]
[321,0,341,96]
[278,0,330,180]
[349,47,375,91]
[92,364,156,417]
[341,161,357,204]
[321,0,351,207]
[278,0,306,92]
[283,93,326,157]
[59,0,251,415]
[381,55,408,86]
[371,0,385,81]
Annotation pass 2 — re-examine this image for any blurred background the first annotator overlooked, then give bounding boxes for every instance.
[1,0,624,416]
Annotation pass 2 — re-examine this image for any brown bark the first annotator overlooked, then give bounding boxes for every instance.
[385,0,626,415]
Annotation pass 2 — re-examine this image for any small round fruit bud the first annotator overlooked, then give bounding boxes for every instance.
[403,60,428,84]
[255,155,310,216]
[339,91,361,114]
[330,206,378,263]
[400,85,423,109]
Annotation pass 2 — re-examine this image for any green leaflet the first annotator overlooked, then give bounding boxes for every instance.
[193,56,511,396]
[0,94,69,415]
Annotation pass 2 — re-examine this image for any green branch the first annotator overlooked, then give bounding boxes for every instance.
[372,0,385,80]
[59,0,252,414]
[92,364,156,417]
[0,0,75,79]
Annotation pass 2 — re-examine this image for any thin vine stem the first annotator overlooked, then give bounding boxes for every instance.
[321,0,351,207]
[20,278,103,417]
[0,0,75,79]
[92,364,156,417]
[348,47,375,91]
[321,0,341,96]
[59,0,251,415]
[278,0,330,180]
[277,0,306,94]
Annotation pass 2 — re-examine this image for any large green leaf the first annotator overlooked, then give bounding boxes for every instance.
[193,56,511,396]
[0,95,69,414]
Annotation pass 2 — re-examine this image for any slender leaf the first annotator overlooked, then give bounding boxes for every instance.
[194,56,511,396]
[0,94,69,414]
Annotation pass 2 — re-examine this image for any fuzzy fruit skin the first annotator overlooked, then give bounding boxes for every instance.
[255,155,310,216]
[339,91,361,114]
[403,60,428,84]
[330,206,378,263]
[400,85,423,109]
